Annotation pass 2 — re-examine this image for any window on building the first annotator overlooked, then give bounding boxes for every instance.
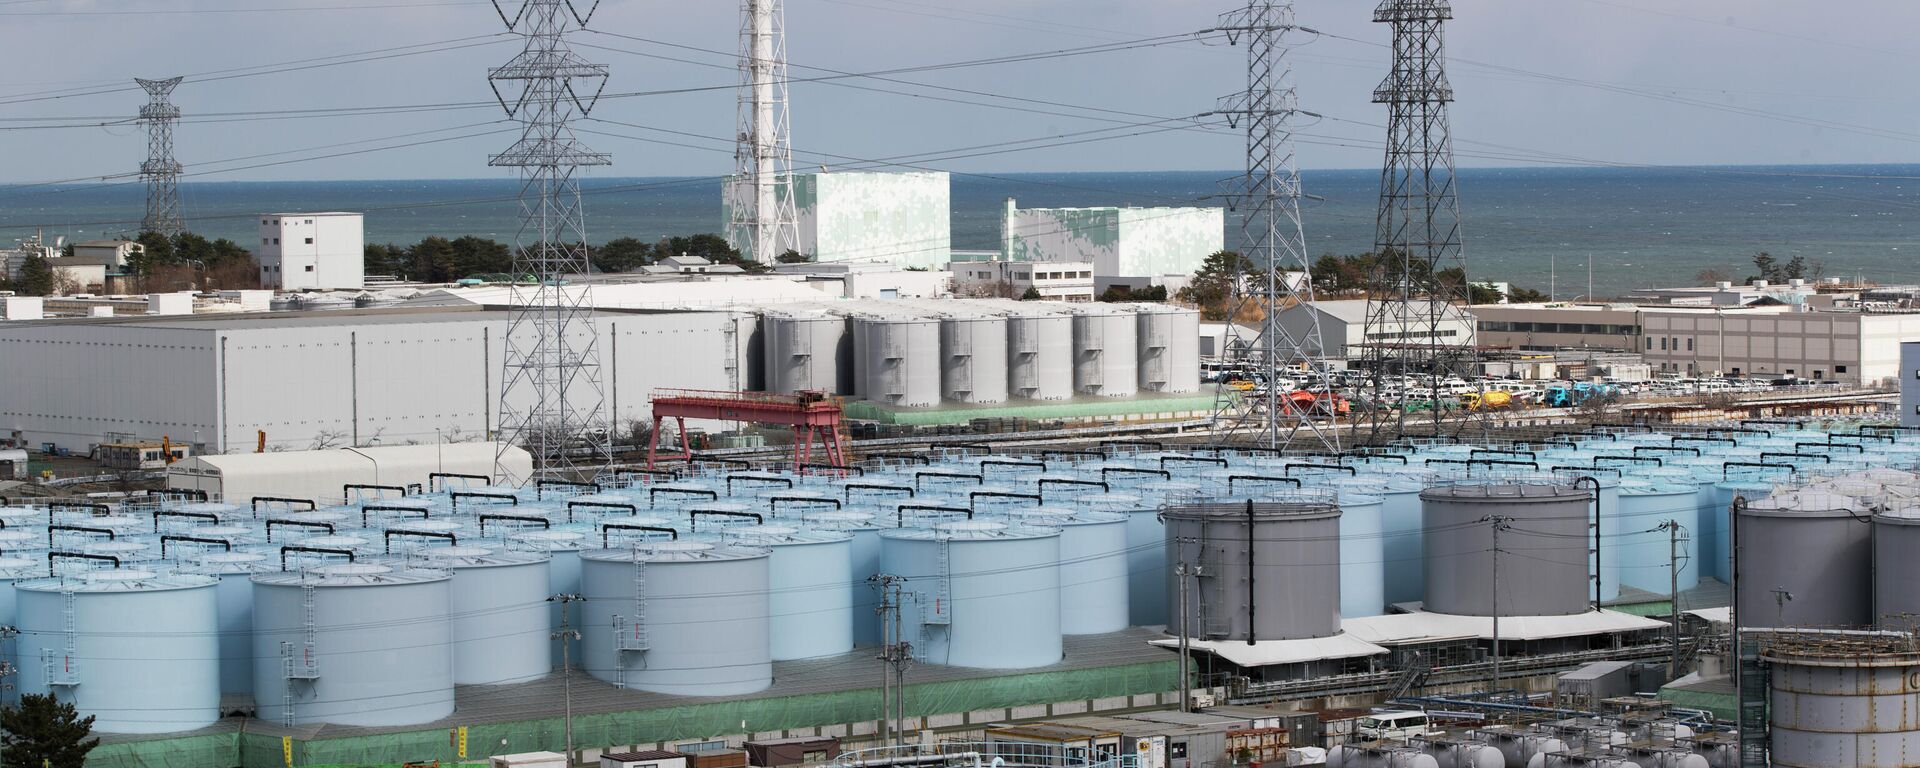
[1660,338,1668,350]
[304,237,314,245]
[304,266,314,272]
[272,238,279,245]
[262,238,270,245]
[261,219,269,225]
[1837,365,1848,374]
[1646,337,1654,350]
[1687,338,1694,351]
[1786,369,1795,375]
[1731,367,1741,375]
[304,219,312,224]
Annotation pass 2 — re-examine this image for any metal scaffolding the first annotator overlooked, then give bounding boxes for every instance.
[728,0,799,264]
[136,76,186,237]
[486,0,613,481]
[1361,0,1474,443]
[1208,0,1336,451]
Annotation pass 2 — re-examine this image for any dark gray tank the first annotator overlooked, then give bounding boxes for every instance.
[1422,483,1591,617]
[1161,496,1341,641]
[1738,489,1871,629]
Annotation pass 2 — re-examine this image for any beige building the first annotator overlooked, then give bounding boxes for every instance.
[1638,307,1920,384]
[1473,303,1643,352]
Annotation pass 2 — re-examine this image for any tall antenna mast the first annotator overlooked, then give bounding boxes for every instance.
[1209,0,1336,451]
[727,0,798,264]
[1360,0,1470,443]
[136,76,185,237]
[487,0,613,482]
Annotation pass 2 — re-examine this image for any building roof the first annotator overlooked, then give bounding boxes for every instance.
[1149,633,1387,667]
[603,751,689,761]
[265,211,361,217]
[1340,609,1667,645]
[1291,298,1472,325]
[71,239,136,248]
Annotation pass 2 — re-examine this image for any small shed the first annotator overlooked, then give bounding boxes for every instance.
[0,449,26,480]
[165,442,530,504]
[492,752,567,768]
[744,737,841,767]
[603,751,693,768]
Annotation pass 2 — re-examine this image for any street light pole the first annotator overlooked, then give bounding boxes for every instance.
[549,593,583,763]
[1656,520,1687,678]
[1481,514,1513,695]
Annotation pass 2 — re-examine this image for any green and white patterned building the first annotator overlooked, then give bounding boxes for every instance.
[725,171,951,267]
[1001,198,1224,289]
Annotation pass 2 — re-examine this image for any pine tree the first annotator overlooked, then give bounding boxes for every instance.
[1,694,100,768]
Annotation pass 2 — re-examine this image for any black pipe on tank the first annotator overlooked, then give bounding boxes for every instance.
[1101,467,1171,482]
[428,472,490,492]
[768,495,842,512]
[47,524,114,549]
[362,504,430,527]
[844,483,913,502]
[689,509,763,532]
[1227,475,1300,494]
[479,513,550,537]
[251,497,317,513]
[728,474,794,493]
[384,529,456,554]
[1245,499,1256,646]
[1283,463,1356,477]
[47,551,119,576]
[264,519,334,543]
[1162,456,1228,470]
[153,510,220,532]
[914,471,984,490]
[160,535,232,558]
[49,502,112,517]
[895,504,971,527]
[1572,476,1602,609]
[450,492,517,511]
[279,546,355,571]
[602,523,678,547]
[343,484,408,501]
[568,501,636,523]
[969,491,1040,510]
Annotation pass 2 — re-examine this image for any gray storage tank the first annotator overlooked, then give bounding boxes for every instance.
[419,545,552,685]
[939,314,1010,404]
[1423,483,1592,617]
[764,311,854,395]
[1763,633,1920,768]
[855,315,942,407]
[579,541,772,695]
[1876,506,1920,625]
[252,563,454,727]
[1162,497,1343,641]
[1070,306,1139,397]
[1737,489,1872,628]
[1006,311,1073,400]
[16,570,221,734]
[1135,305,1201,394]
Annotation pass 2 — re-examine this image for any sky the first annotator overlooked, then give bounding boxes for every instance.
[0,0,1914,183]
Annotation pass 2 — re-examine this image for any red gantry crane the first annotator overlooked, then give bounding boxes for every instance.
[644,389,847,469]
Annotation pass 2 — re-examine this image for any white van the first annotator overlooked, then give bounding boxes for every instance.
[1355,711,1431,742]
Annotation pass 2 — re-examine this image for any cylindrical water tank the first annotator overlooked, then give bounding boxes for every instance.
[180,551,274,698]
[1163,498,1342,641]
[1135,306,1200,394]
[579,541,771,695]
[1006,312,1073,400]
[1336,490,1387,618]
[419,545,551,685]
[252,563,454,727]
[1080,492,1168,626]
[1737,489,1872,628]
[880,521,1061,668]
[1710,479,1774,582]
[805,510,884,645]
[1616,480,1703,596]
[511,529,585,668]
[1423,483,1592,617]
[721,525,854,660]
[1472,727,1569,768]
[939,314,1010,404]
[1327,744,1441,768]
[1358,469,1436,607]
[1071,306,1139,397]
[1001,507,1129,635]
[1764,637,1920,768]
[854,315,942,407]
[16,570,220,734]
[763,311,854,395]
[1876,507,1920,624]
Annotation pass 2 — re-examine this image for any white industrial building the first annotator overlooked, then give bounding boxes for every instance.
[1273,298,1477,363]
[724,171,951,268]
[257,212,364,290]
[1001,198,1223,291]
[166,442,528,503]
[950,259,1096,301]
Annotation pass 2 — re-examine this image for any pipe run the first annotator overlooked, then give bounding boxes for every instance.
[569,500,637,523]
[535,479,601,500]
[689,509,763,531]
[264,519,334,543]
[895,504,971,527]
[844,483,914,502]
[969,491,1040,510]
[48,551,119,576]
[479,513,550,537]
[343,483,407,502]
[1227,475,1301,494]
[362,504,429,528]
[450,491,518,511]
[160,535,232,559]
[602,523,677,547]
[279,546,355,571]
[428,472,490,492]
[153,510,220,533]
[384,529,456,554]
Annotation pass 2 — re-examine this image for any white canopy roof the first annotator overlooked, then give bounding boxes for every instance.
[1149,633,1388,668]
[1340,609,1668,645]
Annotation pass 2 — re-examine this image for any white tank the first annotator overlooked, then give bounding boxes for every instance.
[720,524,854,660]
[1136,306,1201,393]
[805,510,885,646]
[16,570,221,734]
[509,529,586,670]
[1006,311,1073,400]
[855,316,942,407]
[880,520,1062,668]
[1071,306,1139,397]
[180,551,275,698]
[418,545,552,685]
[764,311,854,395]
[1327,744,1441,768]
[252,563,454,727]
[998,507,1129,635]
[579,541,772,695]
[940,315,1010,404]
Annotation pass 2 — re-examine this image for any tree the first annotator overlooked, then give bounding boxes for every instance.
[448,236,512,277]
[364,243,405,276]
[405,237,457,283]
[1020,287,1042,300]
[1176,250,1256,321]
[1745,251,1805,284]
[1508,285,1549,303]
[592,237,653,274]
[130,231,176,275]
[1695,267,1731,286]
[775,249,808,264]
[660,233,739,263]
[12,254,57,296]
[1,693,101,768]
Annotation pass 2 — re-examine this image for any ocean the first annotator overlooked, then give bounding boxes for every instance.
[3,164,1915,297]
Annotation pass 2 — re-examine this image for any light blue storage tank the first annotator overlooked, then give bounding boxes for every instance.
[1079,492,1166,627]
[999,507,1128,635]
[16,570,220,734]
[252,563,453,727]
[383,519,466,553]
[419,545,551,685]
[880,520,1061,668]
[804,510,884,646]
[0,557,40,705]
[1615,479,1703,596]
[579,541,772,695]
[180,551,274,699]
[721,524,854,659]
[509,528,586,669]
[1332,489,1386,618]
[1353,467,1438,607]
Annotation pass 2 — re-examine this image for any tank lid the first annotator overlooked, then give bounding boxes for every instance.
[22,569,216,592]
[390,519,462,533]
[510,530,586,551]
[252,562,452,586]
[0,530,37,544]
[63,514,143,528]
[726,524,799,537]
[687,502,751,514]
[581,540,769,563]
[1420,482,1590,502]
[882,520,1058,541]
[364,497,432,510]
[275,510,349,524]
[1746,489,1864,519]
[599,515,672,528]
[184,552,273,574]
[178,501,243,514]
[297,535,368,549]
[197,524,252,537]
[569,493,633,506]
[1161,499,1341,521]
[419,545,548,567]
[802,510,879,528]
[0,557,39,575]
[725,525,851,545]
[84,541,148,555]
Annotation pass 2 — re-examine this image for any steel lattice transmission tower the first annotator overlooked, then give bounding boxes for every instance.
[486,0,613,481]
[136,76,185,237]
[1360,0,1473,443]
[726,0,799,264]
[1208,0,1336,451]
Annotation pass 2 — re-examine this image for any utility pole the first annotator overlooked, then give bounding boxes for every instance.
[1481,514,1513,695]
[1656,520,1687,678]
[548,593,583,762]
[870,574,911,746]
[1176,561,1192,712]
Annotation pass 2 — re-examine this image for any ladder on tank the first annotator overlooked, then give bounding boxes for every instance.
[280,581,321,727]
[924,541,952,626]
[614,555,650,649]
[43,590,81,690]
